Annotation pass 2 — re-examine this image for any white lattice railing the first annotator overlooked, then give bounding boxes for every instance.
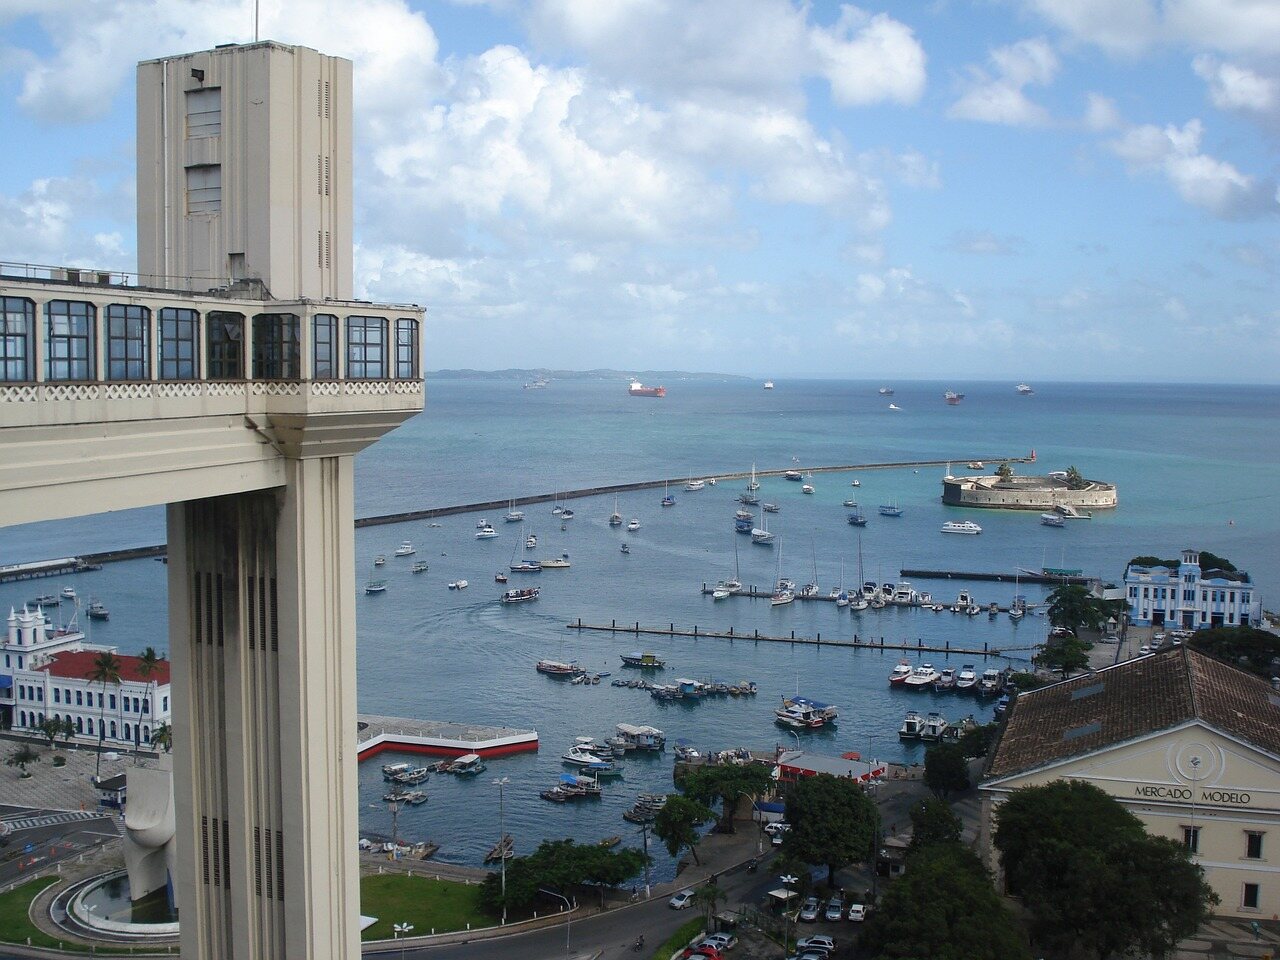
[0,379,423,405]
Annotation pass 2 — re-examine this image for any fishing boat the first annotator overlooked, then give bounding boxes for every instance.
[494,571,507,583]
[626,518,640,532]
[738,491,760,505]
[373,555,386,566]
[846,507,867,526]
[449,754,486,776]
[955,664,979,693]
[685,478,705,492]
[598,835,622,848]
[29,593,59,606]
[383,789,428,805]
[364,579,387,594]
[475,524,498,539]
[500,587,540,604]
[536,659,582,678]
[774,696,838,729]
[86,599,109,620]
[620,652,666,669]
[977,668,1004,697]
[484,835,515,863]
[1040,512,1065,528]
[903,663,941,690]
[394,541,415,556]
[609,496,623,527]
[898,710,924,739]
[411,561,429,573]
[613,723,666,751]
[941,520,982,534]
[390,766,431,785]
[888,660,913,685]
[734,516,753,534]
[878,502,903,517]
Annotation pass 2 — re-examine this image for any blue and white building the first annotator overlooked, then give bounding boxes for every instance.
[1125,550,1261,630]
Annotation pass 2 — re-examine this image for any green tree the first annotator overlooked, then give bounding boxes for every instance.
[151,721,173,753]
[694,880,726,925]
[1034,634,1092,678]
[87,650,122,782]
[908,796,962,850]
[859,844,1032,960]
[653,794,715,866]
[7,743,41,777]
[479,839,646,914]
[1005,671,1050,692]
[680,762,773,833]
[994,781,1217,960]
[578,844,647,908]
[995,462,1013,480]
[1046,584,1109,635]
[957,722,1001,760]
[37,715,64,749]
[923,743,970,799]
[1197,551,1236,573]
[59,716,76,747]
[782,773,878,886]
[1189,626,1279,679]
[135,647,163,760]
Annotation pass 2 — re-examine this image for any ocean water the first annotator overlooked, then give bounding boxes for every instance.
[2,379,1277,879]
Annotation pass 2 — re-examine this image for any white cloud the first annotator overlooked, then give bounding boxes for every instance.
[0,176,131,267]
[1026,0,1280,55]
[811,7,927,107]
[1023,0,1160,56]
[948,38,1059,126]
[947,231,1028,255]
[1192,55,1277,113]
[1084,92,1122,130]
[1108,118,1278,218]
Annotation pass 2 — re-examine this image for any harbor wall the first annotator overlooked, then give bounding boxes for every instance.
[356,736,538,761]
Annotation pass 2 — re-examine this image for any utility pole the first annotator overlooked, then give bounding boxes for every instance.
[493,776,510,924]
[640,821,652,898]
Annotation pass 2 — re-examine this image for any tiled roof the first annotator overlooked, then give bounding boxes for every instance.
[38,650,170,685]
[986,647,1280,780]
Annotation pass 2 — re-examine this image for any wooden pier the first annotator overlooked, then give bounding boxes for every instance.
[567,618,1033,659]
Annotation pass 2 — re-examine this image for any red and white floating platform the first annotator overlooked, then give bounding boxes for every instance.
[356,714,538,761]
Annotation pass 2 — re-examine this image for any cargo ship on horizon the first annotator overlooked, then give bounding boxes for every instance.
[628,380,666,397]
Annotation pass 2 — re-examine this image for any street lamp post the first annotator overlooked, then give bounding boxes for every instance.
[779,873,797,957]
[539,887,572,954]
[493,776,510,925]
[393,922,413,960]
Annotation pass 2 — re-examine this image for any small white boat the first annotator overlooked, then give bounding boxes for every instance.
[890,582,916,605]
[941,520,982,535]
[898,710,923,739]
[365,579,387,594]
[801,483,814,494]
[763,380,774,389]
[849,478,860,487]
[712,587,731,600]
[888,660,913,685]
[373,555,386,566]
[525,533,538,549]
[770,588,795,606]
[921,713,950,741]
[394,541,415,556]
[60,585,76,600]
[685,479,705,492]
[1041,513,1065,528]
[888,403,901,410]
[447,579,469,590]
[411,561,429,574]
[903,664,941,690]
[626,519,640,532]
[1017,383,1034,395]
[476,524,498,539]
[540,554,571,569]
[955,664,978,692]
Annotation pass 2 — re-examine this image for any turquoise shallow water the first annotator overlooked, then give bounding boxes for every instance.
[2,378,1277,879]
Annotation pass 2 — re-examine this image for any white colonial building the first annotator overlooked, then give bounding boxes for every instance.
[1124,550,1261,630]
[3,604,170,748]
[981,647,1280,919]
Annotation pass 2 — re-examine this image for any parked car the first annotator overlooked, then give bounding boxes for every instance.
[825,898,844,921]
[701,933,738,951]
[846,903,867,922]
[1138,645,1152,656]
[798,896,822,922]
[680,947,722,960]
[764,821,790,836]
[669,889,696,909]
[787,952,830,960]
[772,831,786,846]
[796,935,837,952]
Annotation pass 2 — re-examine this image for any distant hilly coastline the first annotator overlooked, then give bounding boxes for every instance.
[425,368,751,382]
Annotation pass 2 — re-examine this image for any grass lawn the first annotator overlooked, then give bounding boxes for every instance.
[652,916,706,959]
[0,876,142,954]
[360,874,501,941]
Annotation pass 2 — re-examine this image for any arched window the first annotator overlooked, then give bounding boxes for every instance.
[110,721,117,739]
[18,711,26,727]
[123,723,131,742]
[76,716,83,734]
[143,725,151,742]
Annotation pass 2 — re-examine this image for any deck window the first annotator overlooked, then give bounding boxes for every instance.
[106,304,150,380]
[345,316,386,379]
[206,312,244,379]
[45,300,95,381]
[0,296,34,382]
[395,318,419,379]
[312,313,337,379]
[252,313,300,380]
[159,308,199,380]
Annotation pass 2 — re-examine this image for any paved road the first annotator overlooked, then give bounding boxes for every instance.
[0,805,118,889]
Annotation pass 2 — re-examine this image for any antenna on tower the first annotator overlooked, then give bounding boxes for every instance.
[254,0,259,42]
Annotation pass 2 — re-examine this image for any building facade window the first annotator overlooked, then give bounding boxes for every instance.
[109,694,116,710]
[186,164,222,214]
[1182,825,1200,854]
[159,307,199,380]
[206,312,244,379]
[345,316,386,379]
[312,313,337,379]
[186,87,221,138]
[252,313,300,379]
[1243,883,1260,910]
[45,300,95,381]
[395,318,419,380]
[106,304,150,380]
[1246,832,1264,860]
[0,296,35,382]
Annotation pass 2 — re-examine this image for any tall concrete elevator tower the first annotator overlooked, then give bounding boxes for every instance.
[0,40,423,960]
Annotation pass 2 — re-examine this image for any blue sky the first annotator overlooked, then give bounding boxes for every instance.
[0,0,1277,381]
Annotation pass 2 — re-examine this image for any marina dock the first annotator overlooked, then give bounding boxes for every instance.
[357,715,539,760]
[567,618,1032,659]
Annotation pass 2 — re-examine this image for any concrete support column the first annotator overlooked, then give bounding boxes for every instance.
[168,454,359,960]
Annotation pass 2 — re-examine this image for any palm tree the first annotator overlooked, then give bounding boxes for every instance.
[151,721,173,754]
[135,647,163,762]
[87,651,122,782]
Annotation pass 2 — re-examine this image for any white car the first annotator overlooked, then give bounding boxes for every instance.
[846,903,867,921]
[702,933,738,951]
[764,821,790,836]
[1138,645,1152,656]
[669,889,696,910]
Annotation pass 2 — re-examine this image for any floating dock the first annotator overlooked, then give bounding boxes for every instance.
[567,619,1031,659]
[356,715,539,761]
